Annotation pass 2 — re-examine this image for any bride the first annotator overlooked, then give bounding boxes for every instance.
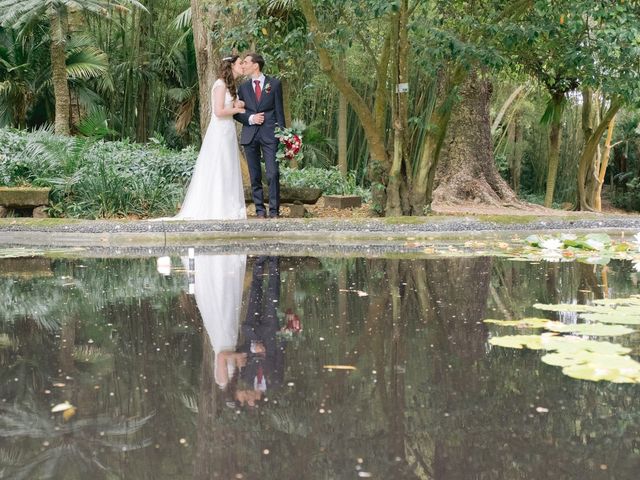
[173,55,247,220]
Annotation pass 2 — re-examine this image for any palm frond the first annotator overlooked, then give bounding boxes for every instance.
[173,7,191,30]
[76,106,117,139]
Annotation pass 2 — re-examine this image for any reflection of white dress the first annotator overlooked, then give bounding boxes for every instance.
[176,79,246,220]
[186,254,247,386]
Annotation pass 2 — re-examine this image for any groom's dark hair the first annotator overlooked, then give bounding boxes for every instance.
[246,53,265,72]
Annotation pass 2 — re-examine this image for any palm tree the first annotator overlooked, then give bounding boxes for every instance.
[0,27,42,128]
[0,0,146,135]
[0,403,154,479]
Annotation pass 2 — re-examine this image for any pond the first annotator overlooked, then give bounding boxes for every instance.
[0,247,639,479]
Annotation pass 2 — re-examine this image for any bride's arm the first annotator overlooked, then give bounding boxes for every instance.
[233,87,251,125]
[213,84,244,117]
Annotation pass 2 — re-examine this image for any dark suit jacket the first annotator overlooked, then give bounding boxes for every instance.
[234,76,286,146]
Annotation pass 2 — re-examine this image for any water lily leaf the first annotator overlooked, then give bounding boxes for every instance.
[484,318,550,328]
[585,233,612,245]
[581,311,640,325]
[592,297,640,306]
[543,322,634,336]
[489,335,547,349]
[562,354,640,383]
[525,235,542,247]
[541,351,593,367]
[541,336,631,355]
[533,303,610,313]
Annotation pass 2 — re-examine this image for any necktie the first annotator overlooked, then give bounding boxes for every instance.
[254,80,262,102]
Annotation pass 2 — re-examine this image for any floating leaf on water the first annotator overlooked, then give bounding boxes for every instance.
[562,354,640,383]
[541,352,584,367]
[525,234,544,246]
[581,311,640,325]
[541,336,631,355]
[484,318,551,328]
[585,233,612,245]
[488,335,547,350]
[592,297,640,306]
[543,322,634,337]
[533,303,610,313]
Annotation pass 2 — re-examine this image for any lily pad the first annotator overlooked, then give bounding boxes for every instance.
[488,335,547,350]
[541,336,631,355]
[580,312,640,325]
[543,322,634,336]
[485,318,632,336]
[562,354,640,383]
[484,318,550,328]
[533,303,610,313]
[592,296,640,306]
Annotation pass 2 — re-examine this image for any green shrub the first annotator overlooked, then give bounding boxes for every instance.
[611,176,640,212]
[0,128,371,218]
[0,127,194,218]
[280,166,370,201]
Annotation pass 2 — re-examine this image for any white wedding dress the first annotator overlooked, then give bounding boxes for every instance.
[175,79,246,220]
[184,254,247,388]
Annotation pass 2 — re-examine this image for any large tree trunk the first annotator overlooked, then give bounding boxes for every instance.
[576,97,621,210]
[49,9,71,136]
[433,70,518,206]
[544,92,565,207]
[508,111,523,193]
[191,0,219,139]
[386,0,411,216]
[592,114,617,211]
[337,55,348,177]
[299,0,390,212]
[411,66,465,214]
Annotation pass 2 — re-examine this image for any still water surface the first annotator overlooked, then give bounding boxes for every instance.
[0,253,639,479]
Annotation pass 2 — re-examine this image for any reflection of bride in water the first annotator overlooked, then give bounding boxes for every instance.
[184,254,247,390]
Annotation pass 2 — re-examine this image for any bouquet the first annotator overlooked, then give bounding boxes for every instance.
[275,119,305,164]
[276,308,303,342]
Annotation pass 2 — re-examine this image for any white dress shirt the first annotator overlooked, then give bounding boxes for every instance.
[249,74,266,125]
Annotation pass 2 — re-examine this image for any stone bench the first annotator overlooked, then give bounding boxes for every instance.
[244,186,322,217]
[0,187,51,218]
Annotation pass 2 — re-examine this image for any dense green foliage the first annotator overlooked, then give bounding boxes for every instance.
[0,127,367,217]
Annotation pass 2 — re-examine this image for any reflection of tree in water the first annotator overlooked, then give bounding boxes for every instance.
[0,258,199,479]
[406,258,640,479]
[2,255,639,478]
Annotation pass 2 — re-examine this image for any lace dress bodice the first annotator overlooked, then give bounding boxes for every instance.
[211,79,234,124]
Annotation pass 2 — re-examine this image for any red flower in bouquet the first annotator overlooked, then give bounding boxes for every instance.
[282,308,302,333]
[275,120,306,164]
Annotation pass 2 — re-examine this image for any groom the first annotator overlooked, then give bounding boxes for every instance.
[234,53,286,219]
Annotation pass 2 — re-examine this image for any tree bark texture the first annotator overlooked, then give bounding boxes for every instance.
[49,9,71,136]
[433,70,518,206]
[191,0,218,139]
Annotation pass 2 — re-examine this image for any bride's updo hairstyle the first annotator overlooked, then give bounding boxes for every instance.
[219,55,239,99]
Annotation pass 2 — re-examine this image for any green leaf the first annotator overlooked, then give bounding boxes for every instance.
[580,311,640,325]
[489,334,548,350]
[533,303,610,313]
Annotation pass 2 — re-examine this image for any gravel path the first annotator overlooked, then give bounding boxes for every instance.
[0,214,639,255]
[1,214,639,233]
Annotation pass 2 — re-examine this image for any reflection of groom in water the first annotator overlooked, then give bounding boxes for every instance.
[238,256,285,399]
